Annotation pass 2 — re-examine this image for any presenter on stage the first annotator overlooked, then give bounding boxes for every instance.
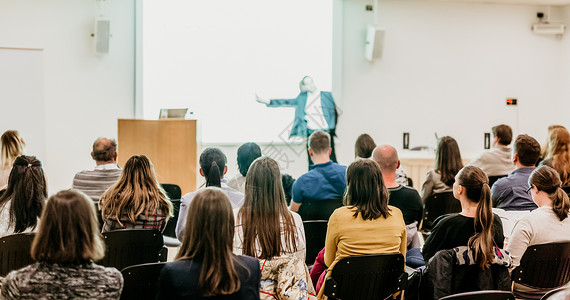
[256,76,338,166]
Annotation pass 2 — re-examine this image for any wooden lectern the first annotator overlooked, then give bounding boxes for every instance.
[118,119,197,195]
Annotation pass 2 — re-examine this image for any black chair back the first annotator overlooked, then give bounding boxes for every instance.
[512,242,570,299]
[297,198,342,221]
[0,233,35,276]
[161,183,182,200]
[120,262,166,300]
[421,192,461,232]
[488,175,507,189]
[162,199,181,238]
[303,220,328,266]
[323,253,406,300]
[99,229,165,271]
[440,290,515,300]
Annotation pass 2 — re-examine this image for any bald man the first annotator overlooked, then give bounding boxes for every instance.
[372,145,423,228]
[72,137,122,202]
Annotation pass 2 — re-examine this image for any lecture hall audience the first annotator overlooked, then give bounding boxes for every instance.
[72,137,122,203]
[468,124,515,178]
[99,155,173,232]
[421,136,463,201]
[0,156,45,237]
[0,130,25,190]
[157,188,260,299]
[176,147,244,241]
[315,159,407,298]
[1,189,123,299]
[356,133,410,187]
[227,142,262,193]
[233,157,313,299]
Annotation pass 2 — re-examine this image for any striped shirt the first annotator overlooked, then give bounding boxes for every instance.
[102,209,169,233]
[72,164,122,202]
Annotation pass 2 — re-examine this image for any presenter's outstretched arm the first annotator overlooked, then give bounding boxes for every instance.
[255,93,270,106]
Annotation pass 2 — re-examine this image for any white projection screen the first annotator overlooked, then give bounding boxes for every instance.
[142,0,333,144]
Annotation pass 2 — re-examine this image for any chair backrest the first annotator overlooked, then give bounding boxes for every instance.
[160,183,182,200]
[421,192,461,232]
[540,286,570,300]
[440,290,515,300]
[323,253,406,300]
[303,220,328,266]
[297,198,342,221]
[488,175,507,189]
[99,229,165,271]
[0,233,35,276]
[161,199,181,238]
[120,262,166,300]
[512,242,570,289]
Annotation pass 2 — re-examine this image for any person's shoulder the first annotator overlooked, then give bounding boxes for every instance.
[91,263,123,281]
[433,213,464,227]
[236,255,260,269]
[330,206,353,219]
[388,205,403,217]
[180,190,199,204]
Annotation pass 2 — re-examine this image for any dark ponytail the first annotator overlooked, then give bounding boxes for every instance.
[457,166,494,269]
[199,148,226,188]
[530,165,570,221]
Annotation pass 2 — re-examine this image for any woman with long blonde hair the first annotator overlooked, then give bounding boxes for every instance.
[157,188,260,299]
[541,127,570,186]
[0,130,25,189]
[99,155,172,232]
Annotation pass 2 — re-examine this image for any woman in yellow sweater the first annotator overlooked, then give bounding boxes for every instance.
[316,159,407,298]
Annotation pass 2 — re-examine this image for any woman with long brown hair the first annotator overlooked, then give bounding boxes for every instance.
[422,166,504,265]
[315,159,406,298]
[234,157,312,299]
[0,155,46,237]
[0,130,25,189]
[541,127,570,186]
[421,136,464,201]
[157,188,260,299]
[99,155,172,232]
[1,189,123,299]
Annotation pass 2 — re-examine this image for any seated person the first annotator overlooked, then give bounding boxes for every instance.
[540,127,570,186]
[157,188,260,299]
[355,133,410,186]
[234,157,313,299]
[315,159,406,297]
[176,148,243,241]
[491,134,540,211]
[1,190,123,299]
[227,142,262,193]
[99,155,173,232]
[0,130,25,190]
[282,173,295,206]
[507,166,570,296]
[421,136,463,201]
[72,137,122,203]
[469,124,515,177]
[422,166,504,263]
[372,145,422,247]
[290,131,346,212]
[0,156,45,238]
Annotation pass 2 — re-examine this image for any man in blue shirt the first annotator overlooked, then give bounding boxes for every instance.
[491,134,541,211]
[289,131,346,212]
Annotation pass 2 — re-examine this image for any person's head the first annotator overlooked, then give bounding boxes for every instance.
[435,136,464,186]
[176,187,241,296]
[344,159,390,221]
[91,137,117,164]
[31,190,105,264]
[308,130,331,157]
[545,128,570,185]
[0,155,46,233]
[1,130,25,168]
[281,173,295,206]
[199,148,227,187]
[513,134,541,167]
[372,145,400,175]
[299,76,316,93]
[237,142,261,177]
[355,134,376,159]
[528,165,570,222]
[542,125,567,158]
[492,124,513,146]
[454,166,493,269]
[100,155,172,224]
[239,157,297,259]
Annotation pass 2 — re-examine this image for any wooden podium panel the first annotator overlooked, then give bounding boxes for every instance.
[118,119,197,195]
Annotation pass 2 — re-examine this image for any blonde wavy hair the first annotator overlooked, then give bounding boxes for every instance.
[100,155,172,226]
[1,130,25,169]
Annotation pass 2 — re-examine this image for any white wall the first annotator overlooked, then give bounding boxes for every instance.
[563,5,570,118]
[335,0,570,167]
[0,0,135,193]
